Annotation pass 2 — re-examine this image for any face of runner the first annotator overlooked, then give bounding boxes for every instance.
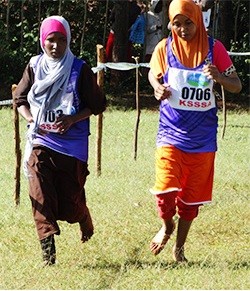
[172,14,197,41]
[44,32,67,59]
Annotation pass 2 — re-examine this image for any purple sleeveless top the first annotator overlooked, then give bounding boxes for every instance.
[34,58,90,162]
[157,37,218,153]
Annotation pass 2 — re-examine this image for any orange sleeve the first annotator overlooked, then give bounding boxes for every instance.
[149,38,168,79]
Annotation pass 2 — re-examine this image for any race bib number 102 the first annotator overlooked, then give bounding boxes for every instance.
[38,92,74,133]
[39,109,64,132]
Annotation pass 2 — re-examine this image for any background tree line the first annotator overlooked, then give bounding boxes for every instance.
[0,0,249,100]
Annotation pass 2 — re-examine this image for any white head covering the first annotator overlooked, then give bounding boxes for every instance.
[27,15,75,132]
[23,16,75,177]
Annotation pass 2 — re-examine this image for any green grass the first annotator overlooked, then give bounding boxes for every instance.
[0,105,249,290]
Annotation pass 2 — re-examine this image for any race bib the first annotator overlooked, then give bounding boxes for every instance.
[33,92,75,133]
[166,67,216,111]
[39,107,65,132]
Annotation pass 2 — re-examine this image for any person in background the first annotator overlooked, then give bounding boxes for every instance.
[13,15,106,266]
[148,0,241,262]
[129,6,146,46]
[195,0,215,11]
[144,0,163,63]
[105,0,141,62]
[194,0,216,31]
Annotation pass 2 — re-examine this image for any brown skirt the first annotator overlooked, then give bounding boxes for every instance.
[27,145,91,240]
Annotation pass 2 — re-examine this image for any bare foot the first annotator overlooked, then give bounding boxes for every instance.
[79,207,94,243]
[150,220,175,255]
[150,227,171,255]
[172,245,188,263]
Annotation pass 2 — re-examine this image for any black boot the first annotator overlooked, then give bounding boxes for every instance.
[40,235,56,266]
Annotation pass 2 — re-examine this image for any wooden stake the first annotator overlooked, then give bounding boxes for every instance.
[221,85,227,139]
[132,56,140,160]
[12,84,21,206]
[96,44,105,176]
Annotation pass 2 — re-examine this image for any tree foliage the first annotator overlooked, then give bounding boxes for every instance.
[0,0,249,99]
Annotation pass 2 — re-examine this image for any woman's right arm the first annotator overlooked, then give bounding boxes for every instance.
[17,105,34,124]
[148,69,172,101]
[148,39,172,101]
[14,64,34,123]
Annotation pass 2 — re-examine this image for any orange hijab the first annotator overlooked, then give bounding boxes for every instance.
[168,0,209,68]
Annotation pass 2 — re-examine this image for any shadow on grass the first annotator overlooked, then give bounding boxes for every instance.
[76,257,249,272]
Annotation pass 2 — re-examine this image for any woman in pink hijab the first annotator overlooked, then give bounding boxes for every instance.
[14,16,106,266]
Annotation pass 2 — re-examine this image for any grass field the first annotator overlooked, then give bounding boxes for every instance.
[0,103,249,290]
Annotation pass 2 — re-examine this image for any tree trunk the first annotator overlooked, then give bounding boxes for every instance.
[20,0,24,50]
[103,0,110,46]
[37,0,41,54]
[162,0,171,37]
[6,0,10,41]
[112,1,129,84]
[217,0,233,50]
[233,0,240,42]
[58,0,63,15]
[80,0,88,56]
[113,1,129,62]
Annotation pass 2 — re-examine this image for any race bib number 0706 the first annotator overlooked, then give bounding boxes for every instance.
[167,67,216,111]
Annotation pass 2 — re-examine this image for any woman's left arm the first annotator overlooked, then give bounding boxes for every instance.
[55,63,106,133]
[203,39,242,93]
[203,65,242,93]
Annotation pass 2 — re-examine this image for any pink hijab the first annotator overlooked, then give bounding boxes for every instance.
[40,18,67,47]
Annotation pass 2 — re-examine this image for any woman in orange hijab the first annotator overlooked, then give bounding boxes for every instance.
[148,0,241,262]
